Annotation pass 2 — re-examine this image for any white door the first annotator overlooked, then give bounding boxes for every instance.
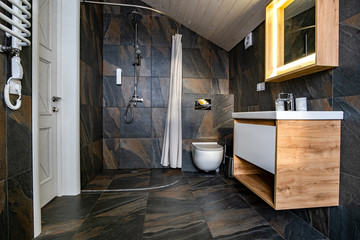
[38,0,58,207]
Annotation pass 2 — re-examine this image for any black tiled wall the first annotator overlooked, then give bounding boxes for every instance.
[0,17,33,240]
[102,0,233,171]
[80,4,104,187]
[229,0,360,238]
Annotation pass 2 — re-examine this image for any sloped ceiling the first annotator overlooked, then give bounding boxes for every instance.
[142,0,272,51]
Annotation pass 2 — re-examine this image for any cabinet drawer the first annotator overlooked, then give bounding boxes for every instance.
[234,123,276,174]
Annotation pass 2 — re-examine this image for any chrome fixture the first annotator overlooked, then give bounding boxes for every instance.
[275,93,294,111]
[124,10,144,124]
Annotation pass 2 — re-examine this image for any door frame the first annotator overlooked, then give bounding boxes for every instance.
[32,0,81,237]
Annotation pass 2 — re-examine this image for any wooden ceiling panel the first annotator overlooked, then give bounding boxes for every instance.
[142,0,272,51]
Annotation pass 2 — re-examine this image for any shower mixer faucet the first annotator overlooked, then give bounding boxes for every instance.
[130,95,143,106]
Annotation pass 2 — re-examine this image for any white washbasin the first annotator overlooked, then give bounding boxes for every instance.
[232,111,343,120]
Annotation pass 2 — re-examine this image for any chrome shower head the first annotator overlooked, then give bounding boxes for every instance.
[127,10,142,23]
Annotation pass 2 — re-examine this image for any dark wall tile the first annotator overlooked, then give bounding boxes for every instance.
[183,78,212,94]
[180,26,221,50]
[120,45,151,77]
[103,76,123,107]
[339,172,360,206]
[212,79,229,94]
[119,77,152,108]
[120,14,151,46]
[339,0,360,22]
[7,171,33,240]
[151,16,177,47]
[80,105,93,147]
[0,105,6,181]
[151,138,163,168]
[80,60,94,106]
[182,108,215,140]
[0,180,8,240]
[103,14,120,45]
[183,48,212,78]
[151,78,169,108]
[213,94,234,139]
[103,107,121,138]
[211,49,229,79]
[120,108,152,138]
[104,45,120,76]
[151,108,166,138]
[103,138,121,169]
[182,139,198,172]
[93,106,103,141]
[6,116,32,178]
[333,24,360,97]
[334,96,360,178]
[151,47,171,77]
[119,138,152,168]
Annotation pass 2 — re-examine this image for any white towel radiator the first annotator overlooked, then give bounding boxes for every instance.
[0,0,31,110]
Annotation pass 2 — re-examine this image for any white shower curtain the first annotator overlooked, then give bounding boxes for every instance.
[161,34,182,168]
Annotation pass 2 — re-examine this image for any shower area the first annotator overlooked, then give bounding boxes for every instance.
[80,0,233,188]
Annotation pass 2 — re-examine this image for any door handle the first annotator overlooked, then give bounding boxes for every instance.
[52,107,59,112]
[52,96,62,102]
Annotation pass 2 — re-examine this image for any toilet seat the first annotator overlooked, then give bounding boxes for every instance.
[191,142,223,151]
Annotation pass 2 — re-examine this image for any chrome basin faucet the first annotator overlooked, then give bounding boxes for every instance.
[276,93,294,111]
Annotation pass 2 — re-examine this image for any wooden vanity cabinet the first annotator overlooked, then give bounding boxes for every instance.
[233,119,341,210]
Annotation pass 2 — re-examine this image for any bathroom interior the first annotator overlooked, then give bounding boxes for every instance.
[0,0,359,239]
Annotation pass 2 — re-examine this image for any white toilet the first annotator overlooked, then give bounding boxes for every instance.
[191,142,224,172]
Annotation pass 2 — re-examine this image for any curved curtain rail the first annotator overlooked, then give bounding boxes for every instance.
[82,0,180,33]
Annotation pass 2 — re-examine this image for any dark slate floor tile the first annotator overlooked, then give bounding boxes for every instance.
[89,192,148,217]
[186,174,227,190]
[329,204,360,240]
[35,231,75,240]
[41,194,101,223]
[257,208,328,239]
[146,195,200,214]
[193,186,250,211]
[214,225,283,240]
[72,215,145,240]
[149,168,183,187]
[107,175,150,189]
[291,207,330,237]
[204,208,279,239]
[143,211,213,240]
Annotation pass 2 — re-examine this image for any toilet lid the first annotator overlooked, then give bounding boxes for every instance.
[192,143,223,151]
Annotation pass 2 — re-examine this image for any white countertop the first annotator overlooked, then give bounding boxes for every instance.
[232,111,344,120]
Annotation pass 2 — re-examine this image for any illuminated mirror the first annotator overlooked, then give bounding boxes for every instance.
[265,0,339,82]
[284,0,315,64]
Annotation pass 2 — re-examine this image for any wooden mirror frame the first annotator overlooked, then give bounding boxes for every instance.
[265,0,339,82]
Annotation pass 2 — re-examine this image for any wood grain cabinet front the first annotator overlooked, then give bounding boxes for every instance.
[233,119,341,210]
